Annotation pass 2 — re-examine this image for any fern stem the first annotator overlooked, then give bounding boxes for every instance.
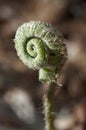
[44,83,55,130]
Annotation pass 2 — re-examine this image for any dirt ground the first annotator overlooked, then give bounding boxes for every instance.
[0,0,86,130]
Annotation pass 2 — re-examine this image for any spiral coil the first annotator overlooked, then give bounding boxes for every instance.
[14,21,67,83]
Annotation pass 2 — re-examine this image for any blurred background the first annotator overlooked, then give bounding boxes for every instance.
[0,0,86,130]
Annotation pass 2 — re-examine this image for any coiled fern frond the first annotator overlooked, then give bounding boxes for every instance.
[14,21,67,83]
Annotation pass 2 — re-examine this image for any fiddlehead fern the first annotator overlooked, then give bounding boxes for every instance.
[14,21,67,83]
[14,21,67,130]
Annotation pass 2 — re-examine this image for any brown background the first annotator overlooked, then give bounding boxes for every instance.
[0,0,86,130]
